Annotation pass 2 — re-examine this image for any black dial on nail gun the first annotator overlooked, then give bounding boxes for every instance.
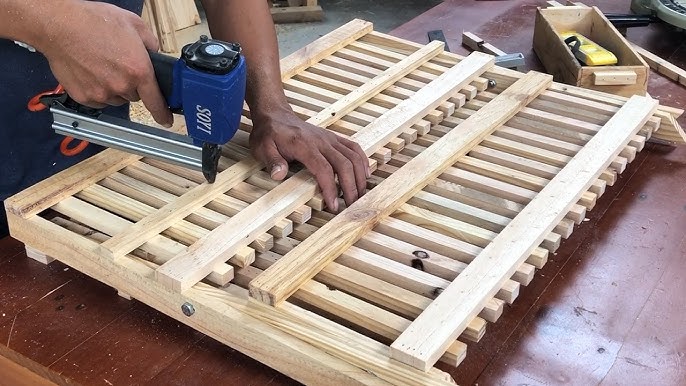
[182,35,241,75]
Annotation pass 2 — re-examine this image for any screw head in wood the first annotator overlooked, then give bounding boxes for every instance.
[181,302,195,317]
[488,79,497,88]
[412,250,429,259]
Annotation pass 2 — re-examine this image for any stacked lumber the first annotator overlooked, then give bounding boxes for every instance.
[269,0,324,23]
[5,19,685,385]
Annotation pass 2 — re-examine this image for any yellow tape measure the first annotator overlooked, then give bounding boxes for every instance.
[560,32,618,66]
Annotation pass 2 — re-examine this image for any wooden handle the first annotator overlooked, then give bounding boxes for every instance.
[593,70,637,85]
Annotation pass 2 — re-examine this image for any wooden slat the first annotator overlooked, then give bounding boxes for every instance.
[281,223,508,329]
[280,19,372,80]
[155,52,495,291]
[51,197,234,286]
[234,252,468,366]
[389,95,658,372]
[631,43,686,87]
[4,151,140,218]
[306,40,445,126]
[100,158,262,259]
[249,71,552,306]
[169,0,201,30]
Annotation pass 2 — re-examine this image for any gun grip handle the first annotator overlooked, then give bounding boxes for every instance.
[149,51,177,108]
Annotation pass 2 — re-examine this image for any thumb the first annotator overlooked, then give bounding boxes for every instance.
[257,141,289,181]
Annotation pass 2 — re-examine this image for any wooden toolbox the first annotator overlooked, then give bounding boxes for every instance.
[5,19,686,385]
[533,5,650,97]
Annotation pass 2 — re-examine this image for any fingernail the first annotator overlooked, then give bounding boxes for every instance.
[270,165,283,178]
[366,168,371,178]
[163,122,173,128]
[333,200,339,212]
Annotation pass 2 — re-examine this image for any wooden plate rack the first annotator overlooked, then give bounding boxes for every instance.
[5,19,685,385]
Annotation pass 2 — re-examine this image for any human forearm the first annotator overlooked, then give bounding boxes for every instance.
[200,0,369,211]
[200,0,289,122]
[0,0,69,49]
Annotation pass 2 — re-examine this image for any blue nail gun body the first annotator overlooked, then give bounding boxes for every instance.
[44,36,247,183]
[157,35,247,147]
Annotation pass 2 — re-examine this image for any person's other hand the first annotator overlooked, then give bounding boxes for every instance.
[250,109,370,212]
[36,1,172,126]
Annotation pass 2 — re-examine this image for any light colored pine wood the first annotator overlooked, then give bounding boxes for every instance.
[631,43,686,87]
[4,151,140,218]
[267,232,493,342]
[592,70,637,86]
[362,30,682,142]
[311,207,536,288]
[234,252,468,366]
[462,31,507,56]
[281,19,372,80]
[121,161,294,238]
[250,71,551,306]
[169,0,201,31]
[99,158,261,259]
[150,0,178,53]
[306,40,446,126]
[7,212,455,386]
[25,246,54,265]
[389,95,657,372]
[51,197,234,286]
[155,52,494,292]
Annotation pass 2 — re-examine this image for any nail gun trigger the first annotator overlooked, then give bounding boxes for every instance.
[41,93,102,117]
[201,142,222,184]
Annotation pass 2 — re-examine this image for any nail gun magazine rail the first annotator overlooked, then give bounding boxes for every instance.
[50,102,204,172]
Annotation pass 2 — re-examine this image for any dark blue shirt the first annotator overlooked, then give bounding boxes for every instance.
[0,0,144,236]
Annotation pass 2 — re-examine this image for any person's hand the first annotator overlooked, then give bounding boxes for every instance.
[250,109,370,212]
[34,0,172,126]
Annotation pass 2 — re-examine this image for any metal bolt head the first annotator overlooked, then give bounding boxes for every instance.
[487,79,497,89]
[181,302,195,316]
[200,35,209,43]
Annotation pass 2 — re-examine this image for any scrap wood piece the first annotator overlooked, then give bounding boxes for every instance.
[389,95,658,372]
[269,0,324,24]
[155,51,493,292]
[631,43,686,87]
[462,31,507,57]
[249,71,551,307]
